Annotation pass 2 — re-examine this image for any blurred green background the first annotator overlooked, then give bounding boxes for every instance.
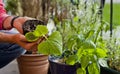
[103,3,120,26]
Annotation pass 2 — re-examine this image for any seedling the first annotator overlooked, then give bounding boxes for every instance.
[25,25,63,55]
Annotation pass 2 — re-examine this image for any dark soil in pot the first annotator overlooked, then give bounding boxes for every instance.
[22,19,46,35]
[108,60,120,73]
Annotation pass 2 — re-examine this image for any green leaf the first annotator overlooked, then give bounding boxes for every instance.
[80,55,89,68]
[76,34,85,49]
[88,63,100,74]
[33,25,48,37]
[38,31,62,55]
[76,48,84,60]
[82,40,96,49]
[25,32,39,42]
[89,54,97,63]
[85,30,95,40]
[67,34,85,50]
[66,55,78,65]
[77,68,86,74]
[67,35,78,50]
[96,48,107,58]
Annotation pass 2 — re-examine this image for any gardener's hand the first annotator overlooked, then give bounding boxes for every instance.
[13,16,34,34]
[13,33,38,51]
[0,32,41,51]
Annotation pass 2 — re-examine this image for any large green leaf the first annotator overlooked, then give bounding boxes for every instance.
[38,31,62,55]
[33,25,48,37]
[80,55,89,68]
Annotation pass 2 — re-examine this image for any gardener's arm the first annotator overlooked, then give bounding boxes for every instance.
[0,16,38,51]
[0,0,38,51]
[2,16,31,34]
[0,0,32,34]
[0,0,9,30]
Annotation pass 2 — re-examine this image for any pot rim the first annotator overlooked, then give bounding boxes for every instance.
[21,54,48,57]
[48,56,78,67]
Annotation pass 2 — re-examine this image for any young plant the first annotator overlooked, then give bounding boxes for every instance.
[25,25,63,55]
[56,20,108,74]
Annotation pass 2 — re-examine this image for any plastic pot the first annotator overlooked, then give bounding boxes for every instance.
[100,66,120,74]
[48,56,80,74]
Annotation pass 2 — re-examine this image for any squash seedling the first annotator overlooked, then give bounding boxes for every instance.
[25,25,63,55]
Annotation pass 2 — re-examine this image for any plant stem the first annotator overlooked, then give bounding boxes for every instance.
[43,35,48,40]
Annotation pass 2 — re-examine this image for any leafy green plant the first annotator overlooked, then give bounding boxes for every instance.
[25,25,63,55]
[55,19,108,74]
[49,0,108,74]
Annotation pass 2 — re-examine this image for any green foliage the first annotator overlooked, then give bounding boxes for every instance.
[51,0,108,74]
[88,62,100,74]
[107,37,120,71]
[66,55,78,65]
[96,48,107,58]
[25,25,63,55]
[77,68,86,74]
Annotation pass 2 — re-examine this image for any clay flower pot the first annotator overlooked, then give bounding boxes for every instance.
[17,54,49,74]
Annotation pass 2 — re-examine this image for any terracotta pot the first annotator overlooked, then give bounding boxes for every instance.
[17,54,49,74]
